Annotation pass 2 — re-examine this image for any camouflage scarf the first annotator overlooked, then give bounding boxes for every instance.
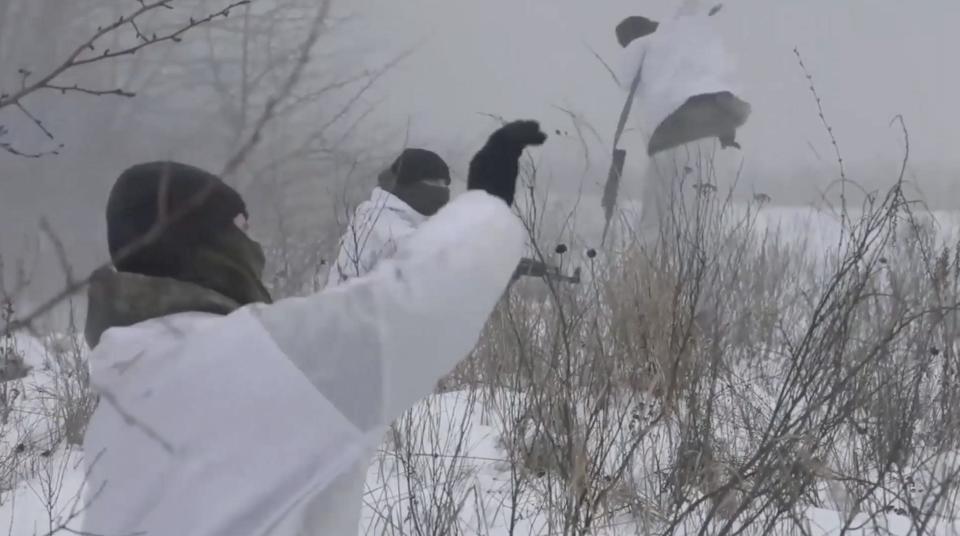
[84,267,241,348]
[84,221,274,348]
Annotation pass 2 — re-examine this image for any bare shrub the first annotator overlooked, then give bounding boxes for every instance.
[382,127,960,536]
[366,391,487,535]
[35,309,95,449]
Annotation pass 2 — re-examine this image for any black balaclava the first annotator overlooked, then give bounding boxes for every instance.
[105,161,272,306]
[385,148,451,216]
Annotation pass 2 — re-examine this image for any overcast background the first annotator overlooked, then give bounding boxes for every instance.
[344,0,959,187]
[1,0,957,313]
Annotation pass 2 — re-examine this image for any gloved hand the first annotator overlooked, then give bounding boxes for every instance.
[467,120,547,206]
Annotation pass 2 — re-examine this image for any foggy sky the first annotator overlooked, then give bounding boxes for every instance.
[2,0,959,313]
[342,0,960,190]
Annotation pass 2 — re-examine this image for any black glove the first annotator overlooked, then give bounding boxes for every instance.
[467,120,547,206]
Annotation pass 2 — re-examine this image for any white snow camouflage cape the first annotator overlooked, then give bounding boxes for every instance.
[326,186,425,288]
[618,2,744,146]
[319,186,430,530]
[81,191,524,536]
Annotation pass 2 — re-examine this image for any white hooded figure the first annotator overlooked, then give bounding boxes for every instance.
[614,1,751,236]
[328,145,580,290]
[80,122,546,536]
[326,148,451,288]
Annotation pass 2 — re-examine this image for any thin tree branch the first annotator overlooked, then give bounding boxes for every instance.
[220,0,331,178]
[0,0,249,111]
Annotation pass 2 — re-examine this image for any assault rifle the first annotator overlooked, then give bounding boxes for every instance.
[512,257,581,285]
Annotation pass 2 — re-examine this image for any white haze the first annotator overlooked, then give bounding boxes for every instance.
[1,0,958,313]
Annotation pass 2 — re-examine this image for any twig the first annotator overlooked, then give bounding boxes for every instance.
[890,114,909,185]
[39,219,76,286]
[15,103,56,141]
[43,85,135,99]
[794,47,848,230]
[584,42,622,87]
[0,141,59,159]
[0,0,249,111]
[1,103,63,157]
[221,0,331,178]
[551,104,605,175]
[1,166,230,337]
[95,385,175,454]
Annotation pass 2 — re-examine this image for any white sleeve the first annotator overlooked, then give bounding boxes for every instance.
[252,191,524,430]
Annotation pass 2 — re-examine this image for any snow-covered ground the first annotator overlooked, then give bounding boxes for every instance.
[4,387,960,535]
[0,333,89,536]
[4,204,960,535]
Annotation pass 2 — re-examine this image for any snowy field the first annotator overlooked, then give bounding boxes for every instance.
[4,203,960,535]
[6,388,960,536]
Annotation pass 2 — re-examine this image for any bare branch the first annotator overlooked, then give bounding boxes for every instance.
[0,140,59,159]
[43,84,136,99]
[15,103,56,141]
[220,0,332,178]
[1,167,231,336]
[794,47,848,230]
[96,385,175,455]
[0,104,63,157]
[0,0,250,111]
[39,219,76,287]
[584,42,622,87]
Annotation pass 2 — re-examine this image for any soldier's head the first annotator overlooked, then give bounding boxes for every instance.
[378,148,451,216]
[105,161,271,305]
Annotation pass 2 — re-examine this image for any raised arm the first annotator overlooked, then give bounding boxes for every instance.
[251,190,524,430]
[253,120,546,431]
